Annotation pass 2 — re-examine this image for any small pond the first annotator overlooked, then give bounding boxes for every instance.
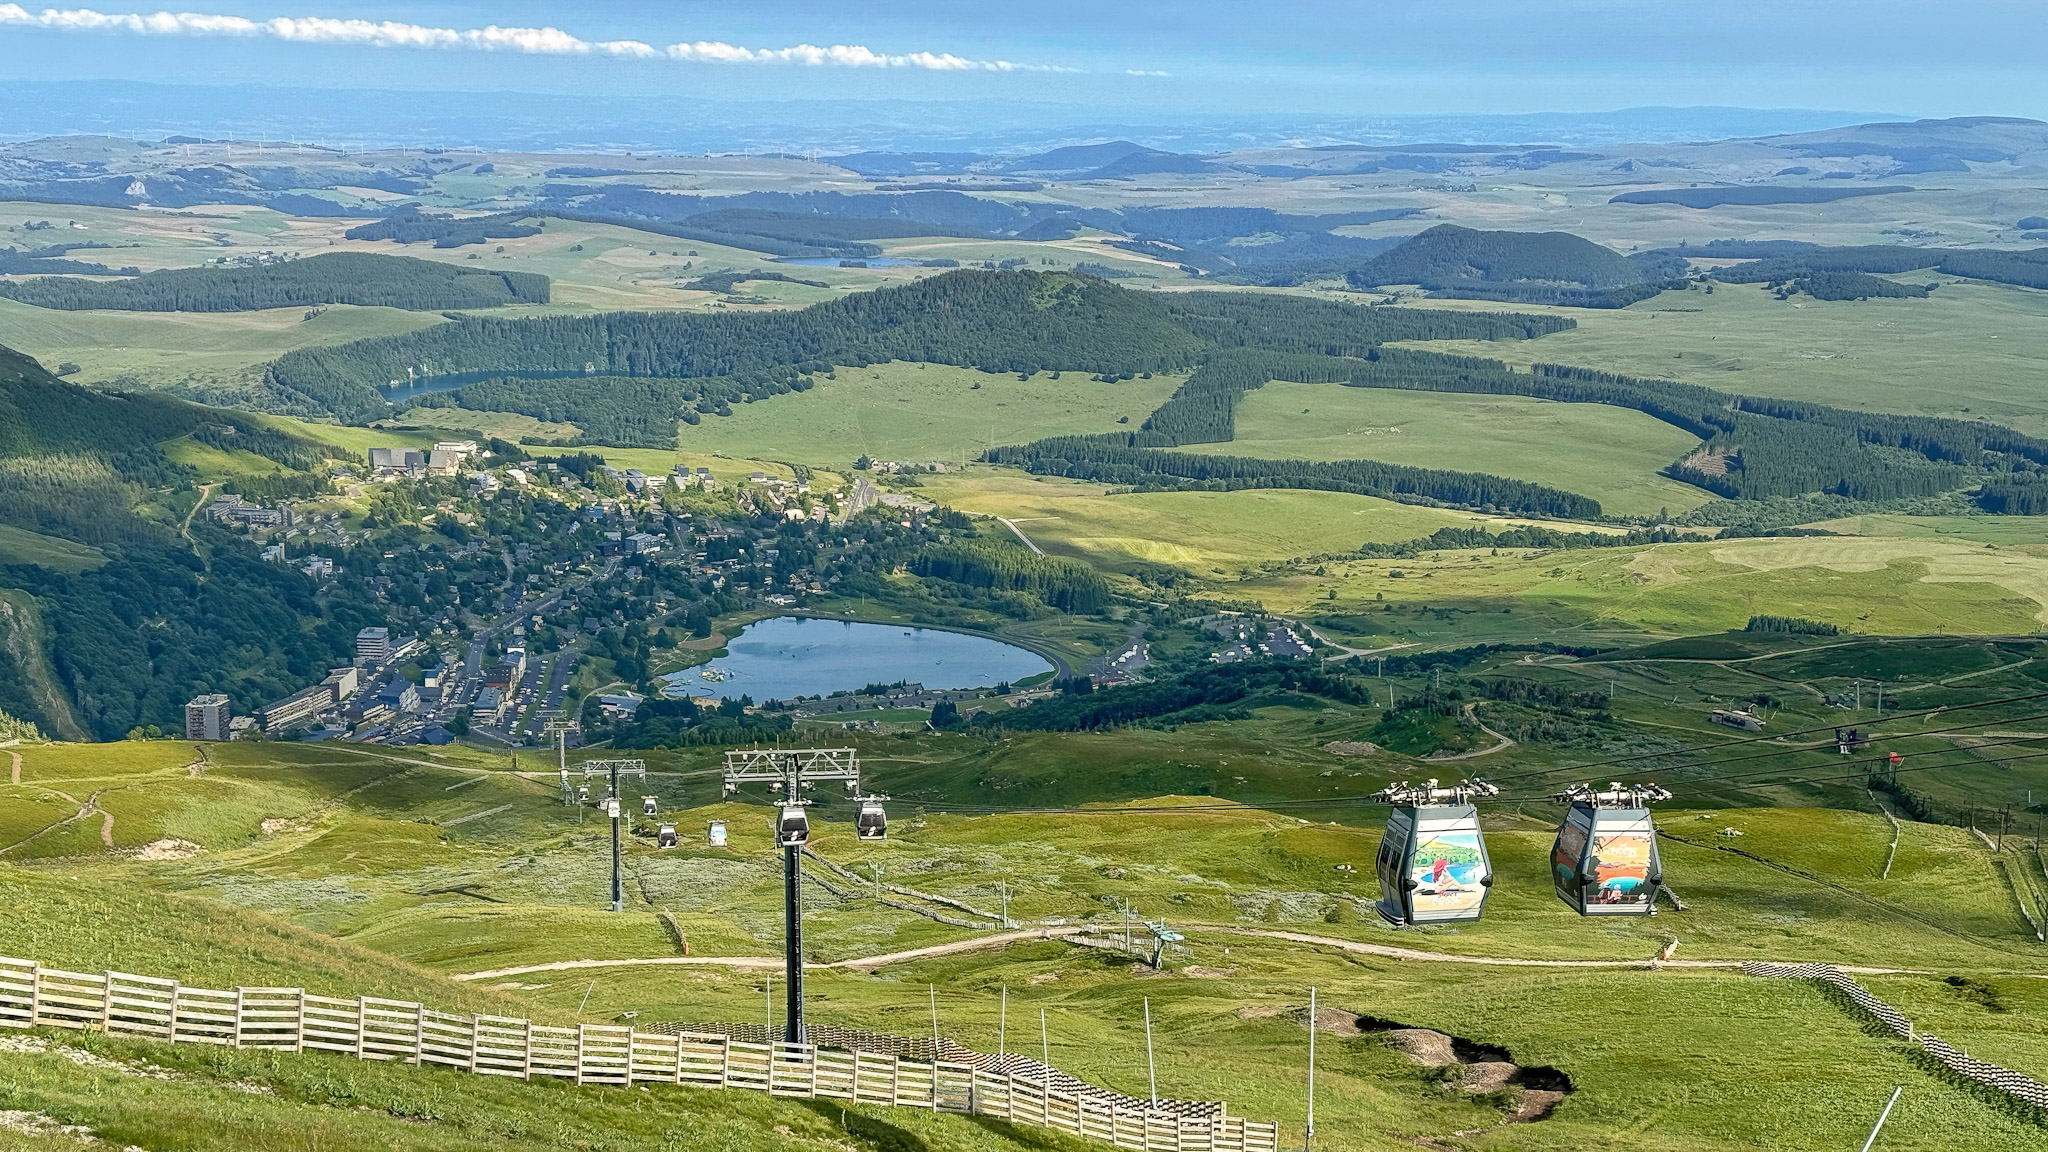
[662,616,1051,702]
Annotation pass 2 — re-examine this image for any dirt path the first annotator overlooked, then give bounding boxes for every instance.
[450,922,1929,983]
[180,483,216,544]
[0,788,103,855]
[1425,704,1515,761]
[99,810,114,847]
[453,927,1087,982]
[8,750,19,785]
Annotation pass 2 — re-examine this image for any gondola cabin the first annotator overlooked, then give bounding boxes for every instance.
[656,823,678,848]
[1550,784,1669,916]
[776,805,810,847]
[856,800,887,841]
[1374,804,1493,926]
[643,795,659,816]
[707,819,728,848]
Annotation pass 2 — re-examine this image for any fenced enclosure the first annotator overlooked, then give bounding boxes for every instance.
[0,956,1281,1152]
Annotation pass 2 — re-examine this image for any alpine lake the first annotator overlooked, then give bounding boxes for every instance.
[660,616,1053,702]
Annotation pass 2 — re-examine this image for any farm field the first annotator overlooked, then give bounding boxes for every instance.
[674,363,1185,467]
[1205,381,1714,517]
[1407,277,2048,434]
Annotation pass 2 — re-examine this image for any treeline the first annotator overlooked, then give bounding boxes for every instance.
[271,270,1213,422]
[345,209,543,247]
[985,437,1604,520]
[1710,244,2048,292]
[1745,615,1842,635]
[1351,523,1694,558]
[0,252,548,312]
[1782,272,1934,301]
[435,374,819,448]
[909,539,1109,613]
[974,660,1369,732]
[0,243,139,277]
[596,695,794,748]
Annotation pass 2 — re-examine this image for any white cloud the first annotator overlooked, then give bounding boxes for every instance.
[0,6,1062,70]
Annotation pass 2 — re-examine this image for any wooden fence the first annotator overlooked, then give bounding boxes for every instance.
[0,956,1280,1152]
[1744,962,2048,1110]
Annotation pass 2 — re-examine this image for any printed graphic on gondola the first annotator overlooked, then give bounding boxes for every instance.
[1410,828,1487,914]
[1552,818,1589,896]
[1589,830,1654,905]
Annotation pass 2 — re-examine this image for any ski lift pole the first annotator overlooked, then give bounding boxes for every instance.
[1859,1087,1902,1152]
[1143,997,1157,1106]
[1306,986,1316,1152]
[784,835,803,1044]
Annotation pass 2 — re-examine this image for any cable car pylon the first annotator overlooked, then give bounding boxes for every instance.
[1370,778,1499,927]
[1550,782,1673,916]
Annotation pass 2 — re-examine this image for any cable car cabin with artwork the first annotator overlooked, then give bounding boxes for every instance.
[1371,779,1498,926]
[1550,783,1671,916]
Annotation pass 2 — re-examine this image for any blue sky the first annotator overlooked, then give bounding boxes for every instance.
[0,1,2039,119]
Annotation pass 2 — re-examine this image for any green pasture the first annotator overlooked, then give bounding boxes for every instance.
[673,363,1183,468]
[1408,276,2048,435]
[0,296,443,405]
[1207,380,1714,517]
[1251,534,2048,645]
[916,470,1620,579]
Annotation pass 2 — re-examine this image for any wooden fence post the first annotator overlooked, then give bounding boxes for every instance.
[167,981,181,1042]
[293,989,306,1053]
[674,1032,685,1085]
[100,972,115,1033]
[25,963,40,1027]
[521,1019,534,1080]
[467,1014,481,1073]
[233,988,246,1049]
[354,996,368,1060]
[411,1002,426,1065]
[575,1024,587,1086]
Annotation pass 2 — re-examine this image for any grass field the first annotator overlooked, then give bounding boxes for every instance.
[1206,381,1714,517]
[916,471,1623,578]
[1407,277,2048,434]
[673,363,1184,468]
[1251,534,2048,644]
[0,296,444,405]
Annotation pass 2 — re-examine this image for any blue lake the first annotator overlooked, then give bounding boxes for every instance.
[662,617,1051,701]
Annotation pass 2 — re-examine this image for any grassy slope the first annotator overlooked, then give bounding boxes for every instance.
[0,523,103,572]
[1208,381,1714,517]
[672,363,1184,468]
[1406,277,2048,434]
[4,715,2048,1148]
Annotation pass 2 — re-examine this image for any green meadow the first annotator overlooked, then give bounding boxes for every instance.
[1207,381,1715,517]
[1408,277,2048,435]
[674,363,1184,468]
